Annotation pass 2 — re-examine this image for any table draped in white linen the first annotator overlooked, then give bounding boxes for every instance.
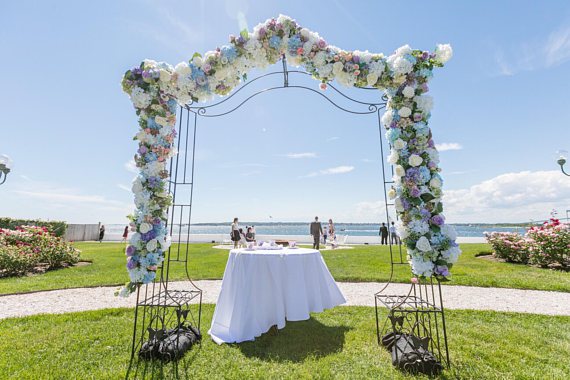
[208,247,346,344]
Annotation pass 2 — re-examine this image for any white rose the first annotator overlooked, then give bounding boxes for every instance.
[395,165,405,177]
[435,44,453,64]
[366,73,378,86]
[408,154,423,167]
[416,236,432,252]
[398,106,412,118]
[174,62,191,76]
[332,61,344,74]
[130,87,152,109]
[139,222,152,234]
[429,177,442,188]
[388,149,399,164]
[393,139,407,150]
[154,116,168,126]
[402,85,415,98]
[388,188,397,199]
[146,239,158,252]
[159,69,171,82]
[192,56,203,67]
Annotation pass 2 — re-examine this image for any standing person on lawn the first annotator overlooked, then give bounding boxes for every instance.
[379,223,388,245]
[122,226,129,243]
[310,216,323,249]
[231,217,240,249]
[389,221,400,245]
[98,225,105,243]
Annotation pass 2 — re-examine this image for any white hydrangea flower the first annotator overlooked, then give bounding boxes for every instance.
[332,61,344,75]
[393,139,407,150]
[368,60,385,76]
[402,85,415,98]
[414,95,434,113]
[132,178,144,194]
[408,154,423,167]
[395,44,412,56]
[394,197,404,212]
[388,149,399,164]
[441,224,458,241]
[435,44,453,64]
[139,222,152,234]
[175,62,191,75]
[387,55,413,75]
[130,87,152,109]
[416,236,432,252]
[410,256,434,277]
[427,148,440,164]
[381,110,393,127]
[398,106,412,118]
[396,222,409,239]
[441,246,461,263]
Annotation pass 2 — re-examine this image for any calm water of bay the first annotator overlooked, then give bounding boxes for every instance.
[105,223,529,237]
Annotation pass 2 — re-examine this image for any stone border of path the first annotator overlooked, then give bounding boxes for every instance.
[2,280,570,320]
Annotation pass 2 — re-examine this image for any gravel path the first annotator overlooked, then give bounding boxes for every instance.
[2,281,570,320]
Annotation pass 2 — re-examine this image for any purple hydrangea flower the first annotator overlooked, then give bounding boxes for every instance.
[410,187,421,198]
[138,146,148,155]
[413,113,423,122]
[127,258,138,270]
[126,245,136,257]
[153,217,161,225]
[435,265,450,277]
[431,214,445,226]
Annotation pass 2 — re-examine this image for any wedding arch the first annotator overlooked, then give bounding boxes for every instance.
[121,14,457,375]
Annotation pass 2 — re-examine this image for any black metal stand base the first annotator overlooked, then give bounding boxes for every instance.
[375,278,450,371]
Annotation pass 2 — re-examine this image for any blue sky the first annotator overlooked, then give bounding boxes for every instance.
[1,0,570,224]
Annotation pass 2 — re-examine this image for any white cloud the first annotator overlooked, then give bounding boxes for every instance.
[117,184,131,192]
[354,200,387,221]
[443,170,570,223]
[327,136,340,142]
[493,24,570,76]
[125,159,138,174]
[284,152,317,159]
[301,165,355,178]
[435,143,463,151]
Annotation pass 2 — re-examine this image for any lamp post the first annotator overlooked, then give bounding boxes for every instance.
[0,154,12,185]
[556,150,570,177]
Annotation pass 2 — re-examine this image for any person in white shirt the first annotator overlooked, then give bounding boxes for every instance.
[389,221,400,245]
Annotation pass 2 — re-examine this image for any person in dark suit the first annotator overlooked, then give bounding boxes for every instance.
[310,216,323,249]
[379,222,389,245]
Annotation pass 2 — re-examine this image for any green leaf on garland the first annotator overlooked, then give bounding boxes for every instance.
[436,202,443,214]
[420,193,435,202]
[240,29,249,39]
[242,73,248,81]
[191,52,202,61]
[431,225,441,233]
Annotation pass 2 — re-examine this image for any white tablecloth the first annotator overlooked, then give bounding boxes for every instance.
[208,247,346,344]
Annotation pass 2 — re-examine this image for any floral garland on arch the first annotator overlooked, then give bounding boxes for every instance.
[119,14,458,296]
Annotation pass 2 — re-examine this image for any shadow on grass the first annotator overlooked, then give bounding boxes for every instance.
[237,317,351,362]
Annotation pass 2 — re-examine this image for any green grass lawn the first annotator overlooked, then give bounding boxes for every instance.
[0,306,569,379]
[1,242,569,295]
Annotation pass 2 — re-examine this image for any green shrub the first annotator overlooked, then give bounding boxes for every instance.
[0,217,67,237]
[0,226,80,277]
[484,232,531,264]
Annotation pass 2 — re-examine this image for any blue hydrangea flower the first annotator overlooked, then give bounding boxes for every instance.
[143,271,156,283]
[269,36,282,49]
[419,166,431,183]
[146,118,159,130]
[418,68,433,79]
[145,152,158,162]
[404,53,417,64]
[392,109,401,121]
[288,35,302,53]
[221,45,238,63]
[414,122,429,136]
[386,128,401,144]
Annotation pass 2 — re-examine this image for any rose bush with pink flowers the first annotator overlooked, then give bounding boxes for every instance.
[485,218,570,268]
[0,226,80,277]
